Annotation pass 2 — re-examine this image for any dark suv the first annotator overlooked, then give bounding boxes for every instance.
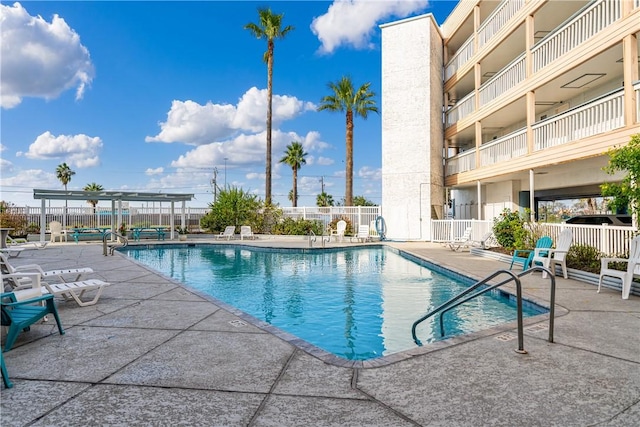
[565,215,632,226]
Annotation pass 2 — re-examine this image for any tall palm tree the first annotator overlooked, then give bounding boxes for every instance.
[318,76,378,206]
[83,182,104,213]
[56,162,75,227]
[245,8,294,206]
[279,141,307,207]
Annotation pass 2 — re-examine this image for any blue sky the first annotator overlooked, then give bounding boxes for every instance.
[1,0,458,207]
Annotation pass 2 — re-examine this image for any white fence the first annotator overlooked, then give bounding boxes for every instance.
[432,219,636,256]
[281,206,382,235]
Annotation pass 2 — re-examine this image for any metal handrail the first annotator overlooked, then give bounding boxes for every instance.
[411,267,556,354]
[308,230,316,248]
[102,231,128,256]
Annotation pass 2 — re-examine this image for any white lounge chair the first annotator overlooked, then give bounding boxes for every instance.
[2,272,110,307]
[330,220,347,242]
[217,226,236,240]
[0,247,24,258]
[351,225,371,243]
[49,221,67,243]
[6,236,49,250]
[532,229,573,279]
[598,235,640,299]
[240,226,256,240]
[1,252,94,283]
[448,227,473,251]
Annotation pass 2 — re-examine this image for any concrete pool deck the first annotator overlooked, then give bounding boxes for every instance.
[1,238,639,426]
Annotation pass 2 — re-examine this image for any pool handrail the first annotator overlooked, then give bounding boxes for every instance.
[411,267,556,354]
[102,230,128,256]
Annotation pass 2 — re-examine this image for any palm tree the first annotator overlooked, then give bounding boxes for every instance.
[56,162,75,227]
[279,141,307,207]
[318,76,378,206]
[317,192,334,207]
[245,8,294,206]
[83,182,104,213]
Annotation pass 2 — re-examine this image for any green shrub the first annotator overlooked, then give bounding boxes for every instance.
[271,217,324,235]
[0,201,28,236]
[328,216,354,236]
[493,209,526,250]
[200,187,262,233]
[565,244,602,274]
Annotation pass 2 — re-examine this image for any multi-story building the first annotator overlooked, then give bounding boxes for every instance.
[380,0,640,240]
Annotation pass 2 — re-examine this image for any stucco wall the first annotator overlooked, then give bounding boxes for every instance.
[381,15,444,240]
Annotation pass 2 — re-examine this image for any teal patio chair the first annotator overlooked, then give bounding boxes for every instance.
[1,351,11,388]
[1,292,65,351]
[509,236,553,271]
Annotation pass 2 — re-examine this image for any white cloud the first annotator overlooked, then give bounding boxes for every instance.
[316,156,335,166]
[0,168,59,205]
[21,131,102,168]
[146,87,316,146]
[0,143,6,152]
[358,166,382,180]
[311,0,428,54]
[145,167,164,176]
[0,2,94,108]
[0,158,14,172]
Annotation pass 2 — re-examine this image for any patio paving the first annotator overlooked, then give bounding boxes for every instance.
[1,239,639,426]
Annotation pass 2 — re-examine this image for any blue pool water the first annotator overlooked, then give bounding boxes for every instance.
[123,245,545,360]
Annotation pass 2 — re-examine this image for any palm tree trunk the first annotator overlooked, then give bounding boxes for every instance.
[345,110,354,206]
[266,40,274,206]
[292,167,298,208]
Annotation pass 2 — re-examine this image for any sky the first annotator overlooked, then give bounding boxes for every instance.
[0,0,458,208]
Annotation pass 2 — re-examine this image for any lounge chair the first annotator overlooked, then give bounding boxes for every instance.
[471,232,497,249]
[509,236,553,271]
[217,226,236,240]
[448,227,473,251]
[48,221,67,243]
[1,252,94,283]
[351,225,371,243]
[0,247,24,258]
[330,220,347,242]
[1,291,65,351]
[532,229,573,278]
[5,236,48,250]
[240,226,256,240]
[2,272,110,307]
[598,235,640,299]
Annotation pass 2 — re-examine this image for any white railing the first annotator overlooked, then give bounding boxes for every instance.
[478,53,526,107]
[445,149,476,176]
[445,36,474,81]
[533,89,624,151]
[477,0,525,49]
[532,0,621,72]
[445,91,476,128]
[479,128,528,167]
[431,219,494,243]
[281,206,381,235]
[432,219,636,256]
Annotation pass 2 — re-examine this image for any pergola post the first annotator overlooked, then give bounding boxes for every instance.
[40,198,46,242]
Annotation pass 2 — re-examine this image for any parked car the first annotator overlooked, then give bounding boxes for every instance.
[565,214,632,226]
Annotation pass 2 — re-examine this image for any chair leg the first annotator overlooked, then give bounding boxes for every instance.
[45,298,65,335]
[1,351,12,388]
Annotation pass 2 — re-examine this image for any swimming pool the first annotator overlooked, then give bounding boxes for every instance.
[123,245,545,361]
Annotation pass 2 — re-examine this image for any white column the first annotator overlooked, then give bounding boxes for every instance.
[40,199,46,242]
[476,180,482,220]
[170,202,175,240]
[529,169,535,222]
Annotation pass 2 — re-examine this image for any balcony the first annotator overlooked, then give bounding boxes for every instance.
[445,87,629,176]
[477,0,525,49]
[478,53,526,107]
[531,0,621,73]
[445,36,474,81]
[445,92,475,129]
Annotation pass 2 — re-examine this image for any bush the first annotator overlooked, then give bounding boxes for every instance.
[271,217,324,235]
[200,187,262,233]
[328,216,354,236]
[0,201,28,237]
[565,244,602,274]
[493,209,527,250]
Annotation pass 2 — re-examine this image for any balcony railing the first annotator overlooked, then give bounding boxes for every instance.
[445,91,475,128]
[478,53,526,107]
[479,128,527,167]
[445,36,474,81]
[532,0,621,73]
[533,89,624,151]
[446,149,476,175]
[477,0,525,49]
[635,81,640,122]
[446,88,627,177]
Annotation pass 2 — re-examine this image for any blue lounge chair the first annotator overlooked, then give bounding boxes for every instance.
[509,236,553,271]
[1,292,65,351]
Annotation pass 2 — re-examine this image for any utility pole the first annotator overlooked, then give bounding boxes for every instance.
[211,167,218,203]
[319,176,325,193]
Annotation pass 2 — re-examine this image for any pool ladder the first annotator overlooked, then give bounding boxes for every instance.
[308,230,330,248]
[102,231,128,256]
[411,267,556,354]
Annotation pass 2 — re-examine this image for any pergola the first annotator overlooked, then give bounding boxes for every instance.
[33,189,194,241]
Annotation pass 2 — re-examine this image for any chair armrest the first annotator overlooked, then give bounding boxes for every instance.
[600,257,629,268]
[0,293,53,306]
[533,248,551,257]
[12,264,46,274]
[513,249,531,257]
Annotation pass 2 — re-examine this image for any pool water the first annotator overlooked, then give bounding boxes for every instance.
[123,245,544,361]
